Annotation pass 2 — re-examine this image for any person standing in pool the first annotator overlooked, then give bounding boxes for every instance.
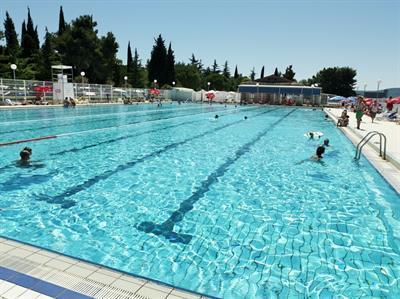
[355,96,366,130]
[17,147,32,166]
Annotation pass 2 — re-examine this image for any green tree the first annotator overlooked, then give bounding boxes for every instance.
[4,12,19,57]
[250,67,256,81]
[165,43,175,85]
[283,65,295,81]
[222,61,230,78]
[58,6,66,35]
[148,34,167,85]
[58,15,102,83]
[100,32,119,84]
[204,72,230,91]
[212,59,219,73]
[131,48,143,87]
[175,63,201,90]
[260,66,264,79]
[26,8,39,50]
[38,28,54,80]
[274,67,280,76]
[310,66,356,96]
[126,41,133,74]
[189,53,203,71]
[234,65,239,79]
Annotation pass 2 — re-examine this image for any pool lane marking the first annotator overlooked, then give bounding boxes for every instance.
[0,135,57,147]
[0,266,92,298]
[137,108,298,244]
[0,104,215,126]
[0,105,225,135]
[0,106,257,148]
[34,108,279,208]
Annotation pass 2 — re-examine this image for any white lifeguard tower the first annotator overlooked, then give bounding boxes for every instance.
[51,65,74,103]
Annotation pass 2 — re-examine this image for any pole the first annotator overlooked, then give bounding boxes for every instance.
[1,78,4,102]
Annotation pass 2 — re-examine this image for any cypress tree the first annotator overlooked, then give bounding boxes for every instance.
[4,12,19,55]
[234,65,239,79]
[148,34,167,86]
[58,6,66,35]
[260,66,264,79]
[33,26,40,49]
[274,67,280,76]
[39,28,53,80]
[283,65,295,81]
[165,43,175,85]
[222,61,230,78]
[250,67,256,81]
[212,59,219,73]
[127,42,133,74]
[131,48,142,87]
[21,8,38,56]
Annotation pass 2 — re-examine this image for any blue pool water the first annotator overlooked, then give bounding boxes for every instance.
[0,104,399,298]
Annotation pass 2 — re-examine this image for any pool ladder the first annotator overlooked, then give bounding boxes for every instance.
[355,131,387,160]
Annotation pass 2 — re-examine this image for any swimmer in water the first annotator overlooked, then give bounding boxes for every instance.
[18,148,32,166]
[308,132,314,139]
[215,114,219,119]
[244,116,248,120]
[323,139,330,147]
[312,145,325,160]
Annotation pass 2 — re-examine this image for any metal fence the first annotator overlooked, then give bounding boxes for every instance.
[0,78,170,105]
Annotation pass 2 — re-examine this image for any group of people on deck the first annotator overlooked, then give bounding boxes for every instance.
[337,96,381,129]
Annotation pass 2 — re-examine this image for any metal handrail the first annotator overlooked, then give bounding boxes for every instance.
[355,131,387,160]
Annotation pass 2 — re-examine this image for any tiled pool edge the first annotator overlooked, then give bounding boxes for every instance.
[0,236,215,299]
[324,108,400,194]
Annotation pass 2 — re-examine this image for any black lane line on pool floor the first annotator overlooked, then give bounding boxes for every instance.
[0,106,222,135]
[34,108,280,208]
[49,106,258,156]
[137,109,298,244]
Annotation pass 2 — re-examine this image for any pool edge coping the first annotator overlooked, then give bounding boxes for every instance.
[0,234,218,299]
[324,108,400,194]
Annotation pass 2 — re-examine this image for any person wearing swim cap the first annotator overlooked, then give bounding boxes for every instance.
[215,114,219,119]
[308,132,314,139]
[323,139,329,147]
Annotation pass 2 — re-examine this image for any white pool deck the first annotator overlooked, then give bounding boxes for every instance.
[0,237,207,299]
[325,108,400,193]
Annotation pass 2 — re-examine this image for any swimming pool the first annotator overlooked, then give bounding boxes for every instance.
[0,104,399,298]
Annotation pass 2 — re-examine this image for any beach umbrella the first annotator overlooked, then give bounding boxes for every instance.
[205,91,216,100]
[149,88,160,95]
[387,96,400,104]
[363,98,373,106]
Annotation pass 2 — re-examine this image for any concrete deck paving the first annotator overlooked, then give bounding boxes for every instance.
[325,107,400,193]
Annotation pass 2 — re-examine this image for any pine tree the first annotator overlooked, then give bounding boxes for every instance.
[234,65,239,79]
[127,42,133,74]
[4,12,19,56]
[58,6,66,35]
[250,67,256,81]
[165,43,176,85]
[148,34,167,86]
[212,59,219,73]
[260,66,264,79]
[222,61,230,78]
[189,54,198,66]
[283,65,295,81]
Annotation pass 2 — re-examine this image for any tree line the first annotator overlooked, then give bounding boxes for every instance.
[0,7,356,95]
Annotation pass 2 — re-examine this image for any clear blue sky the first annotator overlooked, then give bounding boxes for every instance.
[1,0,399,89]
